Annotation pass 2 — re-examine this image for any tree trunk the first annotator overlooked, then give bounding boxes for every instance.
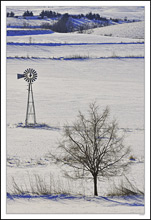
[93,175,98,196]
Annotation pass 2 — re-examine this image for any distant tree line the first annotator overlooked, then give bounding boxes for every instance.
[39,10,61,18]
[7,11,15,17]
[39,10,108,21]
[7,9,127,24]
[23,10,34,17]
[7,9,133,33]
[72,12,108,21]
[41,12,109,33]
[110,17,121,22]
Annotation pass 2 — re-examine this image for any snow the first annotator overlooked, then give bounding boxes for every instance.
[86,21,145,39]
[7,58,144,128]
[7,29,54,36]
[6,42,144,59]
[7,194,144,214]
[7,16,55,28]
[6,6,145,214]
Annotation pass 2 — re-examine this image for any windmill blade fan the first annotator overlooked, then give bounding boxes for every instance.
[24,68,38,83]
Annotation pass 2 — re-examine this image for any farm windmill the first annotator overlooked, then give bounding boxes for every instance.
[17,68,37,126]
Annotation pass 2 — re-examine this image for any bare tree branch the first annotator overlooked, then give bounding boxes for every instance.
[49,102,130,196]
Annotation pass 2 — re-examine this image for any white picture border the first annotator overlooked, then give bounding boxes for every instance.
[1,1,150,219]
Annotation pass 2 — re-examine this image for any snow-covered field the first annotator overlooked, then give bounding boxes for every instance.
[85,21,144,39]
[6,6,145,215]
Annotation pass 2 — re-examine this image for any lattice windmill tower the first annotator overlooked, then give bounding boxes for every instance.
[17,68,37,126]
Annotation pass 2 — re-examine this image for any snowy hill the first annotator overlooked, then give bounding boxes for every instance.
[6,6,144,36]
[85,21,144,39]
[7,16,56,28]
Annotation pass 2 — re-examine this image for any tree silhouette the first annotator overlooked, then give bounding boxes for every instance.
[51,103,130,196]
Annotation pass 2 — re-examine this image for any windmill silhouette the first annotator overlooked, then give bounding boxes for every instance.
[17,68,37,126]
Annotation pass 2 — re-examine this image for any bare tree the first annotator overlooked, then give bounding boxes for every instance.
[51,103,130,196]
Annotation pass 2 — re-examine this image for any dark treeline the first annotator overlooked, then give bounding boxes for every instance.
[7,11,15,17]
[39,10,108,21]
[23,10,34,17]
[7,9,123,23]
[39,10,61,18]
[72,12,108,21]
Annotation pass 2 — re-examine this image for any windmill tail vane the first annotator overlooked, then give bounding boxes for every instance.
[17,68,38,127]
[17,73,25,79]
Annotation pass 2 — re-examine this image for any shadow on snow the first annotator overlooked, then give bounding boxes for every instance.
[7,193,144,207]
[16,122,60,131]
[7,42,144,46]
